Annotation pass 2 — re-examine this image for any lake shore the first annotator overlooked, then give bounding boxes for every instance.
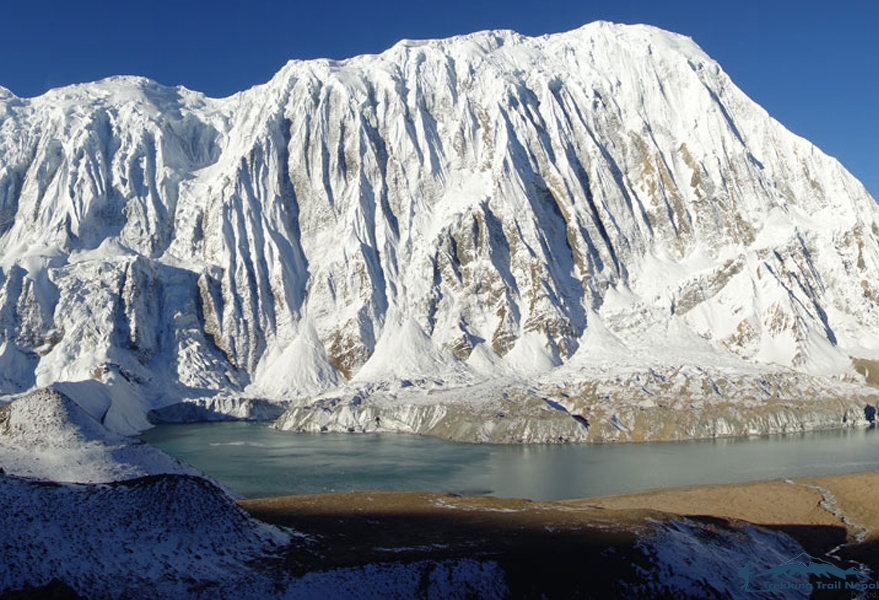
[240,470,879,597]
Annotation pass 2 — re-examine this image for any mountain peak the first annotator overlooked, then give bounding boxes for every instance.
[0,23,877,442]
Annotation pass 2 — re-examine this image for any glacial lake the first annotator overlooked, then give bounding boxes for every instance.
[140,421,879,500]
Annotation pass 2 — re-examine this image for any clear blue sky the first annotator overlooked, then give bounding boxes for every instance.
[1,0,876,198]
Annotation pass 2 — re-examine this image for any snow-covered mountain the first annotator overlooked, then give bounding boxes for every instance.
[1,21,878,440]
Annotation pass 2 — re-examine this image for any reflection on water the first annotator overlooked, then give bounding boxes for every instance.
[140,422,878,500]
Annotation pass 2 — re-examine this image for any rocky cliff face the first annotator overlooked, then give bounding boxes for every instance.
[1,22,878,440]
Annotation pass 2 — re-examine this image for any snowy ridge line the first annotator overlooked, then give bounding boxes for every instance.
[0,469,216,492]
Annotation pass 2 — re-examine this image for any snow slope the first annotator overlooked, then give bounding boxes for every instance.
[0,474,290,599]
[629,519,809,600]
[0,22,878,438]
[0,472,513,599]
[0,387,201,482]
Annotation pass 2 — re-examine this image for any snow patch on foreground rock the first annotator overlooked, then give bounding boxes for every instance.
[0,474,290,600]
[630,518,809,599]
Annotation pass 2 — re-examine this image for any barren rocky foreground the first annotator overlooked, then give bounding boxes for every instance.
[2,464,877,598]
[240,470,879,598]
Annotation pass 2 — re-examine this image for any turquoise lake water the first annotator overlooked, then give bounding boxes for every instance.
[140,421,879,500]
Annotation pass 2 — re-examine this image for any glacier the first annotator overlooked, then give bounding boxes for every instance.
[0,21,878,442]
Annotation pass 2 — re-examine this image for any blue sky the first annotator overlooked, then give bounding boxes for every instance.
[1,0,876,198]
